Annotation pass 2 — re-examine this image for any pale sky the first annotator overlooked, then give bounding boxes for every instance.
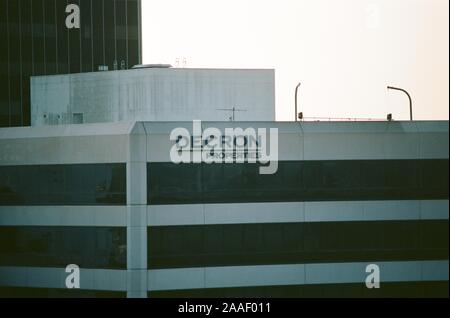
[142,0,449,121]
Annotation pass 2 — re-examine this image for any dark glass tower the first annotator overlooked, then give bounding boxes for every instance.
[0,0,142,127]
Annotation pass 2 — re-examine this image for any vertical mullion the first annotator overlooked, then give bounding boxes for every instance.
[102,0,105,66]
[55,0,58,74]
[90,0,93,71]
[138,0,142,64]
[42,0,46,75]
[79,0,82,70]
[19,0,23,125]
[114,0,117,64]
[6,0,11,126]
[31,0,34,75]
[125,0,128,68]
[67,0,70,73]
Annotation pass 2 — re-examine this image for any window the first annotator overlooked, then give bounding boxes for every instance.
[0,226,126,269]
[148,160,449,205]
[80,0,93,73]
[0,287,125,298]
[56,0,69,74]
[68,0,81,74]
[126,0,140,67]
[0,163,126,206]
[92,0,104,70]
[148,220,449,269]
[72,113,84,124]
[148,281,449,298]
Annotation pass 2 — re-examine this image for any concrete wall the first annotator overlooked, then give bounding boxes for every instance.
[31,68,275,126]
[144,120,450,162]
[0,121,448,297]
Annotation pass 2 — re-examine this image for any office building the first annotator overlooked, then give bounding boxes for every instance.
[0,0,142,127]
[0,120,448,297]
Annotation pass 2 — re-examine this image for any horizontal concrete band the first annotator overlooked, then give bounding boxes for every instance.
[0,206,127,227]
[147,200,449,226]
[145,121,449,162]
[148,260,449,291]
[1,260,447,292]
[0,200,447,226]
[0,267,127,291]
[1,121,447,165]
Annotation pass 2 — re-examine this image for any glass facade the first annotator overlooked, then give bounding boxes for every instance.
[0,226,126,269]
[0,286,125,298]
[0,163,126,205]
[148,220,449,269]
[149,281,449,298]
[148,159,449,205]
[0,0,142,127]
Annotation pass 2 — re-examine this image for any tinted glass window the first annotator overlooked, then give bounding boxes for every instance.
[148,160,449,205]
[0,226,126,269]
[56,0,69,74]
[148,220,449,269]
[80,0,93,73]
[149,281,449,298]
[68,0,81,73]
[0,286,125,298]
[126,0,140,67]
[0,163,126,205]
[1,0,141,127]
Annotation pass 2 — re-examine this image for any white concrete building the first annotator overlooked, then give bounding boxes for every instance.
[30,68,275,126]
[0,120,448,297]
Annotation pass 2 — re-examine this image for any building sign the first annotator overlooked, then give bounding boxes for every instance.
[170,120,279,174]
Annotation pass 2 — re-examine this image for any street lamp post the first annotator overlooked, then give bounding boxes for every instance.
[295,82,301,122]
[387,86,413,121]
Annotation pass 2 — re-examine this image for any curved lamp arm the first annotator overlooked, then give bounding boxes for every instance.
[387,86,413,121]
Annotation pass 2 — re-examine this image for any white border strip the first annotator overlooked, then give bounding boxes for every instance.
[0,206,127,227]
[1,261,447,293]
[0,267,126,291]
[0,200,447,227]
[147,200,449,226]
[148,260,449,291]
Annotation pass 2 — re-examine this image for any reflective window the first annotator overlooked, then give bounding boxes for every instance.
[80,0,93,73]
[115,0,128,69]
[32,0,45,76]
[0,286,125,298]
[0,226,126,269]
[104,0,116,70]
[1,0,142,127]
[126,0,140,67]
[148,220,449,269]
[44,0,57,75]
[68,0,81,74]
[149,281,449,298]
[0,163,126,205]
[56,0,69,74]
[148,160,449,205]
[92,0,105,69]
